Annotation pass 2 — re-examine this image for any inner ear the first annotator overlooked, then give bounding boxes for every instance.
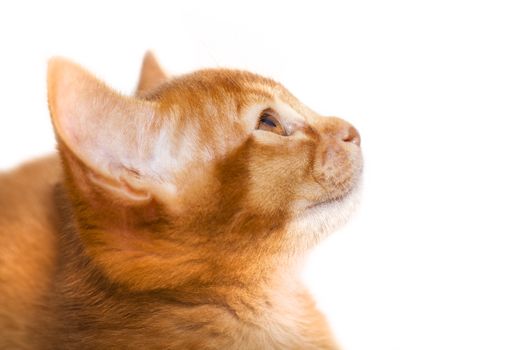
[87,167,152,204]
[136,51,168,97]
[48,58,163,203]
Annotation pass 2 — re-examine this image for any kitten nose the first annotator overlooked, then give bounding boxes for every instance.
[341,123,361,146]
[322,117,361,146]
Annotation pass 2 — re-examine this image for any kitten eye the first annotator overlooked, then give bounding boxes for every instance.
[257,109,286,136]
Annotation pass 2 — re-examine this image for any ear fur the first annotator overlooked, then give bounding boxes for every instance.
[47,58,160,204]
[136,51,168,96]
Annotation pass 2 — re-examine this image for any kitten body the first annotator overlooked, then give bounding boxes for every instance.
[0,53,362,349]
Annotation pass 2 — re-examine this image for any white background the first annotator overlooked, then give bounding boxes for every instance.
[1,1,519,349]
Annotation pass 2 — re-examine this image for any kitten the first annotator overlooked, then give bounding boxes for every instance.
[0,52,362,349]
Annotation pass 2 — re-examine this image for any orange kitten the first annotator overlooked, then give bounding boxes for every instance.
[0,52,362,349]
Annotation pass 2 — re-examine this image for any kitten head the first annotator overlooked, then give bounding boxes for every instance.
[47,53,362,292]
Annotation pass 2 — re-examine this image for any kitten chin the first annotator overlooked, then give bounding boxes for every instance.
[289,179,363,250]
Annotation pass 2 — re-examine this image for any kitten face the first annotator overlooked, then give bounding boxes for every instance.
[144,69,363,242]
[47,56,362,291]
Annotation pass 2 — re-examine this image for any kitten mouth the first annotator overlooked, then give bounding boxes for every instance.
[306,168,363,211]
[308,160,363,211]
[306,187,353,211]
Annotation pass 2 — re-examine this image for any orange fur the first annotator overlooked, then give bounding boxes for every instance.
[136,51,168,97]
[0,53,362,349]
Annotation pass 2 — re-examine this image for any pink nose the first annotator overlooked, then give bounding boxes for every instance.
[330,118,360,146]
[320,117,361,147]
[342,125,361,146]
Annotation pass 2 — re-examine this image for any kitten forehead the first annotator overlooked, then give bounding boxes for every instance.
[154,68,278,98]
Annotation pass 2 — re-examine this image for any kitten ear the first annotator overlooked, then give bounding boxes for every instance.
[136,51,168,96]
[48,58,161,204]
